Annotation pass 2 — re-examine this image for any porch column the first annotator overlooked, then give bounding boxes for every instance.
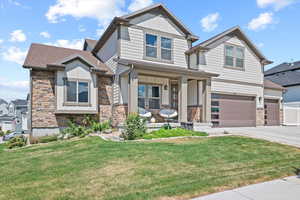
[202,79,211,123]
[179,75,188,122]
[128,69,138,113]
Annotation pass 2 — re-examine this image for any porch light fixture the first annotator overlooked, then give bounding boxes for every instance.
[258,96,262,103]
[164,85,168,90]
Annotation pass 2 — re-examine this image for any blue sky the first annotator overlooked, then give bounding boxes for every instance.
[0,0,299,101]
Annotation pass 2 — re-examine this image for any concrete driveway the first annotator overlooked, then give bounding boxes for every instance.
[192,176,300,200]
[206,126,300,148]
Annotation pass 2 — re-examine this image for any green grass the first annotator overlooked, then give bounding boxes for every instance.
[0,136,300,200]
[140,128,208,139]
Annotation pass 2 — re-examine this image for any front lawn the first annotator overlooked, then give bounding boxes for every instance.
[0,136,300,200]
[140,128,208,139]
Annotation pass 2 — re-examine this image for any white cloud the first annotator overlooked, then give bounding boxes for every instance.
[257,0,295,10]
[128,0,153,12]
[0,39,3,44]
[0,77,28,101]
[45,39,84,50]
[78,25,86,32]
[2,46,27,65]
[96,28,105,37]
[40,31,51,38]
[248,12,274,31]
[8,0,21,7]
[200,13,220,32]
[257,42,264,48]
[10,29,26,42]
[45,0,126,28]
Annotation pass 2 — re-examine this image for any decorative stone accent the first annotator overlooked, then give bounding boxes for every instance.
[31,70,57,128]
[256,108,264,126]
[31,70,107,131]
[188,106,202,122]
[98,76,113,122]
[280,109,284,125]
[112,104,128,127]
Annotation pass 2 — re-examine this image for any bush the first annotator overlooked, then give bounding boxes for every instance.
[141,128,208,139]
[38,135,58,143]
[91,120,111,132]
[7,136,27,149]
[122,113,147,140]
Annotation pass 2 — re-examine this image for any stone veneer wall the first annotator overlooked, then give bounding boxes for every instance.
[112,104,128,127]
[188,106,202,122]
[31,70,58,128]
[98,76,113,122]
[256,108,265,126]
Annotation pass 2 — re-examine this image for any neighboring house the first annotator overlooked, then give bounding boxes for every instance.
[8,99,28,116]
[0,103,8,116]
[23,3,283,137]
[0,114,15,132]
[265,61,300,102]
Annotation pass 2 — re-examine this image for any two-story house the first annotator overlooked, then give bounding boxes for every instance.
[23,3,284,137]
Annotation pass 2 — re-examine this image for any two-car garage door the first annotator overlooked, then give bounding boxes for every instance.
[211,94,256,127]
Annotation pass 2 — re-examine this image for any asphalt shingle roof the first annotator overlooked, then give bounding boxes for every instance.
[264,79,285,90]
[265,71,300,87]
[23,43,112,75]
[264,61,300,76]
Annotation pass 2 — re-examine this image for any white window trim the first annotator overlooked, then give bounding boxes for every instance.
[64,78,91,106]
[138,84,161,110]
[144,32,173,64]
[224,43,245,70]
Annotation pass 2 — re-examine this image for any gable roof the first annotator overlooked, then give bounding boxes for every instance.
[83,38,98,51]
[264,61,300,76]
[265,70,300,87]
[121,3,198,40]
[93,3,198,53]
[186,26,272,65]
[23,43,112,75]
[264,79,285,90]
[11,99,27,106]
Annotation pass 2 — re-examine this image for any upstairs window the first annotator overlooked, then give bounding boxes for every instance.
[161,37,172,60]
[66,80,89,104]
[145,33,172,62]
[145,34,157,58]
[225,44,245,68]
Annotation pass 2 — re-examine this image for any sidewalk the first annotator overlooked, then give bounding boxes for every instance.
[192,176,300,200]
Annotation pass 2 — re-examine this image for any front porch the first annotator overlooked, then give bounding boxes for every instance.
[118,60,218,126]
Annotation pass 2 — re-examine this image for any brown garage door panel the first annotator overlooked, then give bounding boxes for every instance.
[265,99,280,126]
[212,94,256,127]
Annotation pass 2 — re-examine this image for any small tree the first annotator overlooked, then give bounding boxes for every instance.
[122,113,147,140]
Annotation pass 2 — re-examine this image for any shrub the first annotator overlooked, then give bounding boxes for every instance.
[141,128,208,139]
[91,120,111,132]
[7,136,27,149]
[38,135,58,143]
[122,113,147,140]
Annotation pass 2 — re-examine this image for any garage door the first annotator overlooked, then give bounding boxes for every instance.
[211,94,256,127]
[264,99,280,126]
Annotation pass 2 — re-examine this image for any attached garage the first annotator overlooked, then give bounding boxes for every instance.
[211,94,256,127]
[264,99,280,126]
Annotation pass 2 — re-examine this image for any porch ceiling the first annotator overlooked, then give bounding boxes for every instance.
[117,58,219,79]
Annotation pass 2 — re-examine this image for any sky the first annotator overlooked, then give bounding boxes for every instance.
[0,0,299,102]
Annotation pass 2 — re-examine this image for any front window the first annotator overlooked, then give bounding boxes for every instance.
[138,84,160,109]
[145,34,157,58]
[66,80,89,104]
[225,44,244,68]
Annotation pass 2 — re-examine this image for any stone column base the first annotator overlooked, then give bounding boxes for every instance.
[188,106,202,122]
[112,104,128,127]
[256,108,264,126]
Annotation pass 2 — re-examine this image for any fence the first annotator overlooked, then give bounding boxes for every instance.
[283,102,300,126]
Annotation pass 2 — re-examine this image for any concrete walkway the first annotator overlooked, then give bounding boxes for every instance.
[192,176,300,200]
[205,126,300,148]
